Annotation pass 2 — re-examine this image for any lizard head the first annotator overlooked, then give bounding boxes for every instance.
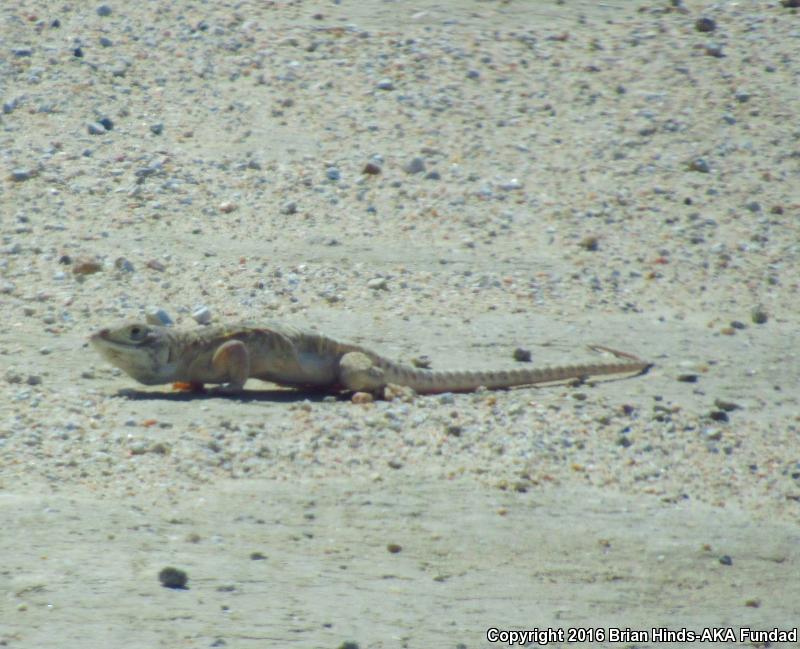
[89,322,175,385]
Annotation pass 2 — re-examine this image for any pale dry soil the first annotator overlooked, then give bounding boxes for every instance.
[2,0,799,647]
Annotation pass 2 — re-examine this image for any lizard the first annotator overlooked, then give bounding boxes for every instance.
[89,321,652,397]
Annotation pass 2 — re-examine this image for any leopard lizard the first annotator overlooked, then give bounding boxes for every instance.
[89,321,651,396]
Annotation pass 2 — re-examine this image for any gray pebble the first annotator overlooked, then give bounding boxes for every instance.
[376,78,394,91]
[751,307,768,324]
[146,308,173,326]
[192,305,212,324]
[695,17,716,32]
[367,277,388,290]
[9,169,33,182]
[3,98,19,114]
[404,157,425,174]
[281,201,297,215]
[12,47,33,57]
[466,69,480,79]
[498,178,523,191]
[325,167,341,181]
[688,158,710,173]
[99,36,113,47]
[87,122,107,135]
[513,348,532,362]
[96,4,113,17]
[113,257,134,273]
[150,123,164,135]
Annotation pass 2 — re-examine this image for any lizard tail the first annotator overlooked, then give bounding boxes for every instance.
[380,349,651,394]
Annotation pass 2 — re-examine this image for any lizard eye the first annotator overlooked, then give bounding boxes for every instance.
[129,325,146,341]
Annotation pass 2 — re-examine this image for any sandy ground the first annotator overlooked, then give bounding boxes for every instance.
[1,0,799,647]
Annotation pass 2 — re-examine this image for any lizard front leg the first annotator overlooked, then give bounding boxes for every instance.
[211,339,250,392]
[337,351,387,394]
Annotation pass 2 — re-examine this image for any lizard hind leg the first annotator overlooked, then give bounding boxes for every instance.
[211,339,250,392]
[338,351,387,393]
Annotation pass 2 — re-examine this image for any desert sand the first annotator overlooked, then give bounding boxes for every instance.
[1,1,799,647]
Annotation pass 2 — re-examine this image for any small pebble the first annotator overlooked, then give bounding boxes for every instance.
[281,201,297,215]
[249,552,267,560]
[688,158,710,173]
[718,555,733,566]
[705,44,724,58]
[218,201,237,213]
[714,399,740,412]
[362,162,381,175]
[695,17,716,32]
[158,567,188,589]
[498,178,523,191]
[150,123,164,135]
[709,410,729,423]
[192,305,212,324]
[579,235,599,251]
[386,543,402,553]
[403,157,425,174]
[677,374,699,383]
[367,277,388,290]
[87,122,107,135]
[99,36,113,47]
[98,117,114,130]
[114,257,134,272]
[146,308,173,326]
[96,4,113,16]
[146,259,166,272]
[72,258,103,275]
[9,169,33,182]
[351,392,374,404]
[750,307,768,324]
[411,356,431,369]
[325,167,340,181]
[376,78,394,91]
[513,348,532,362]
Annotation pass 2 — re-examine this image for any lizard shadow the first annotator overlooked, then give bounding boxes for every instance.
[116,387,344,403]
